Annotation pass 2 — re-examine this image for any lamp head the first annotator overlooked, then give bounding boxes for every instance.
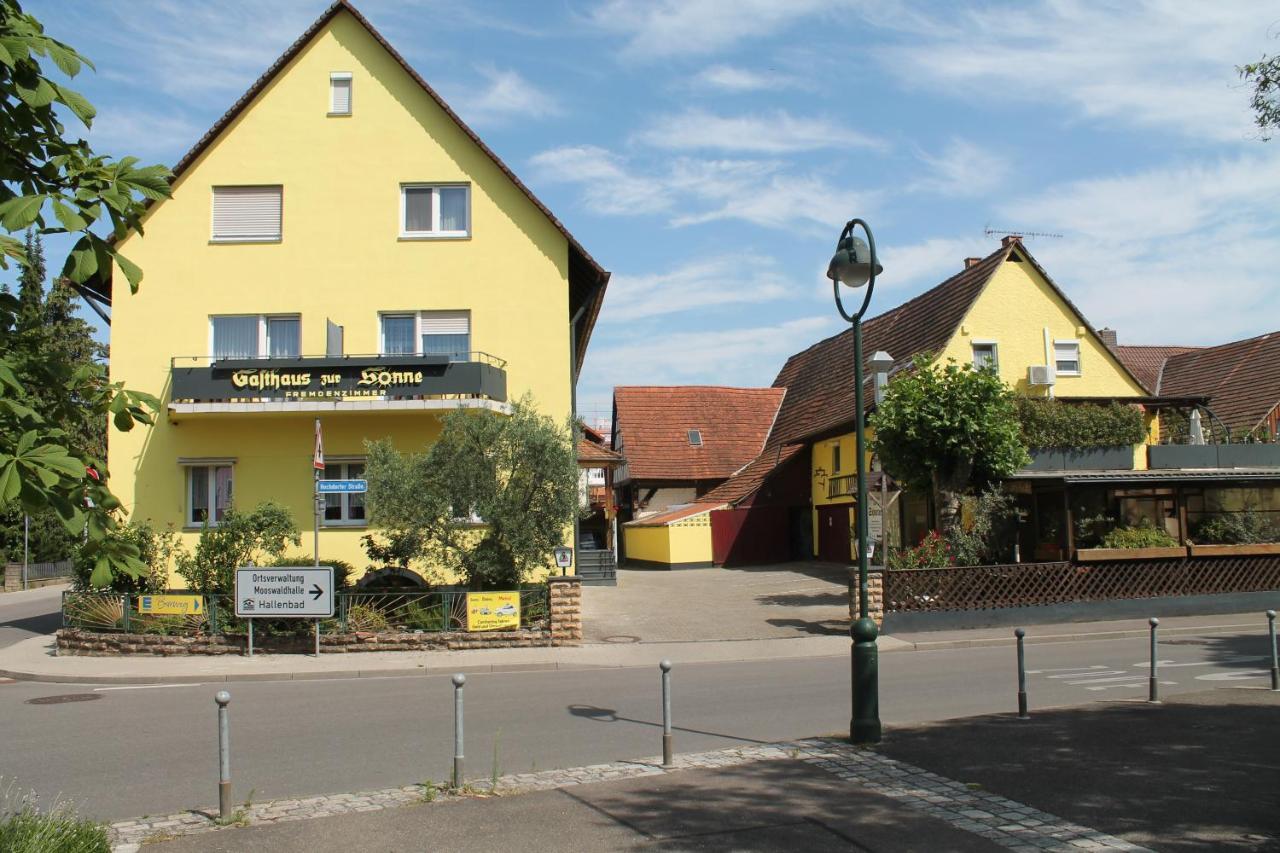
[826,234,882,289]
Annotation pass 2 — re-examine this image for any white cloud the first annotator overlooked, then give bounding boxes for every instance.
[874,1,1273,142]
[691,64,802,93]
[84,107,204,160]
[455,65,561,126]
[995,153,1280,344]
[588,0,842,60]
[909,138,1009,198]
[530,145,870,234]
[635,109,881,154]
[579,316,841,408]
[602,254,796,322]
[874,236,992,294]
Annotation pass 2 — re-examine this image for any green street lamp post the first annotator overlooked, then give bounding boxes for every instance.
[826,217,883,745]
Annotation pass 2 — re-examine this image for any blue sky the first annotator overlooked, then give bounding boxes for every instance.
[28,0,1280,423]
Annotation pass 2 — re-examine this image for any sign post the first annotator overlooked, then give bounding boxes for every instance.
[553,546,573,577]
[313,420,325,655]
[235,566,334,658]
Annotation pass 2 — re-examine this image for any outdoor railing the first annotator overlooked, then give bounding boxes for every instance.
[61,586,551,636]
[884,553,1280,613]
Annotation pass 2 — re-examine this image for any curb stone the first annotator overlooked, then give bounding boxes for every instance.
[108,737,1151,852]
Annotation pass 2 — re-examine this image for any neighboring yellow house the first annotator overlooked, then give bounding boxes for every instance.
[102,1,608,583]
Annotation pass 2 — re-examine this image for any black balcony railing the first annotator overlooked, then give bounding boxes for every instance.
[170,352,507,404]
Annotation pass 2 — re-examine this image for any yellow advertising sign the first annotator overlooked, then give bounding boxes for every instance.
[465,592,520,632]
[138,595,204,616]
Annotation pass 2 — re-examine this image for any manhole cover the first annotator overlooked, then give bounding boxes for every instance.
[602,635,641,644]
[26,693,101,705]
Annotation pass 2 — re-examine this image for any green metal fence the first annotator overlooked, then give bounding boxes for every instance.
[61,586,550,636]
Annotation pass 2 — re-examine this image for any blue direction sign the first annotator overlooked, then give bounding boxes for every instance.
[316,479,368,494]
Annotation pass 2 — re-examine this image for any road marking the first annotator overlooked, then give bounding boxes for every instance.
[1027,665,1109,674]
[1067,674,1170,685]
[1129,655,1265,668]
[1047,670,1127,680]
[1085,681,1175,692]
[93,684,204,692]
[1195,669,1270,682]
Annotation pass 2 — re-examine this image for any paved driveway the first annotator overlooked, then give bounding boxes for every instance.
[581,562,853,643]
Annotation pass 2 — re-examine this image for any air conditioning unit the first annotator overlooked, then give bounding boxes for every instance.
[1028,364,1056,386]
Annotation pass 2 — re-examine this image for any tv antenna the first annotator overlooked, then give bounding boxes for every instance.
[983,225,1063,240]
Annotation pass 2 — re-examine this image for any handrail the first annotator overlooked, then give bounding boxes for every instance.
[171,352,507,370]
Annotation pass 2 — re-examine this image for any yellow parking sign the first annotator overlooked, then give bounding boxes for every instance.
[465,592,520,631]
[138,595,204,616]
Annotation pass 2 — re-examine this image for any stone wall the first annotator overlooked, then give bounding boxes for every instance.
[5,561,72,592]
[56,577,585,656]
[846,569,884,628]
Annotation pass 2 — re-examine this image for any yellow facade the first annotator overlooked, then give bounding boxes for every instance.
[108,9,596,582]
[622,513,714,568]
[808,253,1156,555]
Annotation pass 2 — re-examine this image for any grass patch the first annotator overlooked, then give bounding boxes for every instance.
[0,782,109,853]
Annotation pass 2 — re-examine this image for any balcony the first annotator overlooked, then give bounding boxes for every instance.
[1148,443,1280,470]
[169,352,507,415]
[1021,446,1136,472]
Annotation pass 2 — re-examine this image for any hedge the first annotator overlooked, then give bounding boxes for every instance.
[1016,398,1146,449]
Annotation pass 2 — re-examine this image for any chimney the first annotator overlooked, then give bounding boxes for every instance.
[963,257,982,269]
[1098,327,1118,347]
[1001,234,1022,248]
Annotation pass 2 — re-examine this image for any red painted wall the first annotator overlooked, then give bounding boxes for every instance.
[711,506,791,566]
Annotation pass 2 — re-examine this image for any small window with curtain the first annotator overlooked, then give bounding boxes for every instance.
[211,315,301,359]
[186,463,233,527]
[211,185,282,242]
[972,342,998,371]
[329,72,352,115]
[323,461,366,525]
[401,184,469,238]
[381,314,417,354]
[420,311,470,361]
[1054,340,1081,375]
[266,316,300,357]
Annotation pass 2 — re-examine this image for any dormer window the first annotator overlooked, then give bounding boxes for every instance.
[688,429,702,446]
[329,73,352,115]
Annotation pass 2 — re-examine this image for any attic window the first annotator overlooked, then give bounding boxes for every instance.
[330,73,352,115]
[688,429,703,446]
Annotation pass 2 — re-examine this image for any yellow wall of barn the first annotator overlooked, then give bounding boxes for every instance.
[107,10,577,582]
[622,515,713,567]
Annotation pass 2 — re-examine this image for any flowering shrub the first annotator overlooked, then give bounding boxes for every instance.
[888,531,955,570]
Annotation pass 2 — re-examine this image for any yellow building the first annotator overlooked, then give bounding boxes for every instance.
[102,2,608,582]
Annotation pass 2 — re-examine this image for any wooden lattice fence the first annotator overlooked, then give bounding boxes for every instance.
[883,555,1280,613]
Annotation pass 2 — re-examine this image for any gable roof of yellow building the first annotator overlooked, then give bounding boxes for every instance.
[700,238,1151,507]
[98,0,609,370]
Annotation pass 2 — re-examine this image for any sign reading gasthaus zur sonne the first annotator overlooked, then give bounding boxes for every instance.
[235,567,334,617]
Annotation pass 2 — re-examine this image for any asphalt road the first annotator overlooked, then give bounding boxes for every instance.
[0,625,1273,821]
[0,584,64,650]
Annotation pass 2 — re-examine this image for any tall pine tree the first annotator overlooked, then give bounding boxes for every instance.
[0,232,105,563]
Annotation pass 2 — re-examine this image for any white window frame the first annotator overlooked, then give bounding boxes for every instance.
[210,185,282,243]
[321,459,366,527]
[209,314,302,359]
[971,340,999,371]
[329,72,352,116]
[399,183,470,239]
[181,460,234,528]
[378,310,471,358]
[1053,339,1082,376]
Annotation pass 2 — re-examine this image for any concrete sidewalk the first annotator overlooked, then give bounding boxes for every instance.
[0,608,1269,684]
[120,688,1278,852]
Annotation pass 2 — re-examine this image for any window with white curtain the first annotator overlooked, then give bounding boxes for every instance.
[972,342,999,371]
[211,186,282,242]
[1054,340,1081,375]
[400,185,469,237]
[323,461,366,524]
[211,315,301,359]
[329,72,352,115]
[186,464,233,526]
[380,314,416,354]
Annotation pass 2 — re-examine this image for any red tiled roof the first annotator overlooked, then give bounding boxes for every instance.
[1158,332,1280,437]
[625,503,717,527]
[697,444,804,506]
[1113,345,1201,393]
[577,437,623,466]
[612,386,786,481]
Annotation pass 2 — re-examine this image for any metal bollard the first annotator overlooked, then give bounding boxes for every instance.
[1148,617,1160,704]
[1015,628,1029,719]
[215,691,232,820]
[452,674,466,789]
[659,660,673,767]
[1268,610,1278,692]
